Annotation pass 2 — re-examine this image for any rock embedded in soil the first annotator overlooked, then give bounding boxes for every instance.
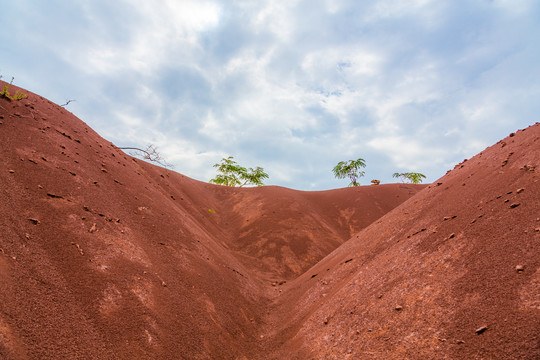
[475,325,488,335]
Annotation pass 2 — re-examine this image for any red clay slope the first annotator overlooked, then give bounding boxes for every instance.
[0,82,424,359]
[273,123,540,359]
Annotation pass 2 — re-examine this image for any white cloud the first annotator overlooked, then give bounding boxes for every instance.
[367,135,447,171]
[78,0,222,75]
[365,0,442,25]
[492,0,537,15]
[250,0,299,41]
[2,0,539,189]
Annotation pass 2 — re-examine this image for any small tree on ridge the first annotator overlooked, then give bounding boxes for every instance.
[332,158,366,187]
[393,172,426,184]
[210,156,269,187]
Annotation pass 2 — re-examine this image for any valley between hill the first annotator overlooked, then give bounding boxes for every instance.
[1,82,538,359]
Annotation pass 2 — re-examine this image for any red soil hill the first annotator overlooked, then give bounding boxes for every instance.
[0,82,425,359]
[275,123,540,359]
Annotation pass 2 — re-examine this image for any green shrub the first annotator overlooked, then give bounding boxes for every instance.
[332,158,366,187]
[210,156,269,187]
[392,172,426,184]
[1,84,27,101]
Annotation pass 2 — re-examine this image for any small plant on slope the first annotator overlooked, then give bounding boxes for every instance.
[392,172,426,184]
[1,84,27,101]
[332,158,366,187]
[210,156,269,187]
[0,76,27,101]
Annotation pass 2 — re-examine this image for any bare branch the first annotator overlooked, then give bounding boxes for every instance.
[116,144,173,168]
[60,99,76,107]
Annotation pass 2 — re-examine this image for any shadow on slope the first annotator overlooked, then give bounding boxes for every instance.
[213,183,425,281]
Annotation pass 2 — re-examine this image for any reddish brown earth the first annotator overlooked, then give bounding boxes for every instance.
[0,81,538,359]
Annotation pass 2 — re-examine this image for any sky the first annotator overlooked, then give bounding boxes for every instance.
[2,0,539,190]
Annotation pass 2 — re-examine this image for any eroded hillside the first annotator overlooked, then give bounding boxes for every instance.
[0,82,426,359]
[273,122,540,359]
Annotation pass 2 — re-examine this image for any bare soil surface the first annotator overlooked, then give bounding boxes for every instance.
[1,82,538,359]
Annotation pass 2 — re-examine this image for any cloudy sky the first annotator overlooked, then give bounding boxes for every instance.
[2,0,539,190]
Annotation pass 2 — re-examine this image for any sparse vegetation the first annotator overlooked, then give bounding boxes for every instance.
[332,158,366,187]
[0,78,27,101]
[210,156,269,187]
[392,172,426,184]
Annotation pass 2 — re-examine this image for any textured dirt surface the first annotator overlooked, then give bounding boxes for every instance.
[276,123,540,359]
[0,81,538,359]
